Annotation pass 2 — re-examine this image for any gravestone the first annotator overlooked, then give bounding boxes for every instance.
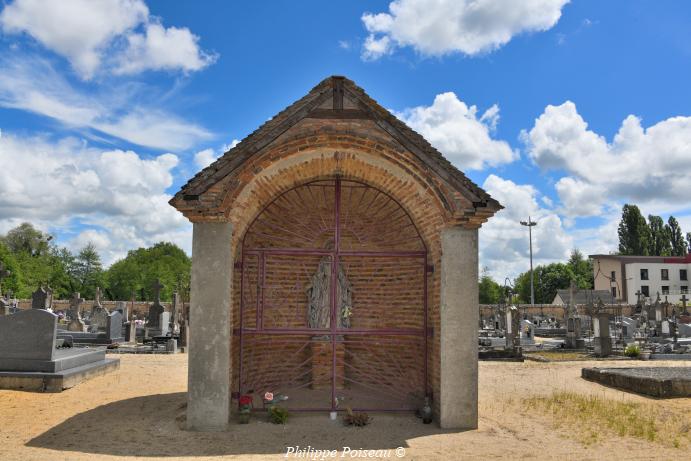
[147,279,165,328]
[661,320,670,336]
[565,281,583,349]
[159,311,171,336]
[654,293,663,332]
[90,287,109,332]
[681,294,689,316]
[593,312,612,357]
[0,309,56,360]
[115,301,128,322]
[505,305,521,352]
[67,292,86,332]
[32,286,50,310]
[107,311,124,340]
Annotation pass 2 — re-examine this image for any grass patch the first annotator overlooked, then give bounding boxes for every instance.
[524,391,690,448]
[525,351,590,361]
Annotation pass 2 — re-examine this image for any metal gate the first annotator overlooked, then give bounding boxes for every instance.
[237,178,428,412]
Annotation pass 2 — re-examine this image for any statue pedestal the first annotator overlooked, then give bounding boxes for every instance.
[310,337,345,390]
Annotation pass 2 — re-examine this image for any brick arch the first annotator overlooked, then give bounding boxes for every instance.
[219,147,450,259]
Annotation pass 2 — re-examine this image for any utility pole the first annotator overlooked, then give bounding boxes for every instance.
[520,217,538,305]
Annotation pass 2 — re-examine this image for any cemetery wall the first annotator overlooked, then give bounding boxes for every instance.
[479,304,638,319]
[14,300,177,318]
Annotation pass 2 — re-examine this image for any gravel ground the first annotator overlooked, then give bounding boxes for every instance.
[0,354,690,460]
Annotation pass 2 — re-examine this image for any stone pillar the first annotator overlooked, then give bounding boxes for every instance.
[187,222,233,431]
[440,226,478,429]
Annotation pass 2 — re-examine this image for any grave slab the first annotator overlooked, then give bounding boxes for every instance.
[582,367,691,397]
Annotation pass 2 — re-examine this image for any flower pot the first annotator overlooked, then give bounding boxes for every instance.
[640,352,651,361]
[238,412,251,424]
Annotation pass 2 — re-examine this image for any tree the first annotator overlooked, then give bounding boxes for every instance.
[0,222,52,256]
[668,216,687,256]
[687,232,691,254]
[567,249,593,289]
[648,215,672,256]
[515,263,567,304]
[0,242,21,295]
[72,243,104,299]
[106,242,190,302]
[479,269,502,304]
[618,205,650,255]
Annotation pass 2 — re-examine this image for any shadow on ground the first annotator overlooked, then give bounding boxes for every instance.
[27,392,449,457]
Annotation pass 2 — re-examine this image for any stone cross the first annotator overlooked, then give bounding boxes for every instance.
[151,279,164,305]
[0,262,11,297]
[94,286,103,307]
[70,292,85,318]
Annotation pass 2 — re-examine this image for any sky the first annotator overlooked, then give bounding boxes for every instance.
[0,0,690,281]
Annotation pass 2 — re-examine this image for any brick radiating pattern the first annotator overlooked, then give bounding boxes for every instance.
[232,180,428,410]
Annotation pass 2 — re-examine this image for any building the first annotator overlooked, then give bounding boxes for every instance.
[169,77,501,431]
[590,254,691,304]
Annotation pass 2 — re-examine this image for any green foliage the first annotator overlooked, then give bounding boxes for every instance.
[72,243,104,299]
[0,242,21,295]
[648,215,672,256]
[668,216,687,256]
[105,242,190,302]
[618,205,650,255]
[618,206,690,257]
[268,406,289,424]
[0,222,52,256]
[479,269,502,304]
[0,222,190,302]
[624,344,641,358]
[513,250,592,304]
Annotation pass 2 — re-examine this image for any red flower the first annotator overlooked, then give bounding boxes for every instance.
[239,395,253,406]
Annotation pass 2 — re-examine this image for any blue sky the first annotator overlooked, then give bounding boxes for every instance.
[1,0,690,279]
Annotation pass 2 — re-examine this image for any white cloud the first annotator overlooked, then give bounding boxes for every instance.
[0,55,212,150]
[0,0,215,79]
[523,101,691,218]
[361,0,569,60]
[114,21,217,75]
[395,92,517,170]
[480,174,572,280]
[193,140,240,169]
[0,131,191,265]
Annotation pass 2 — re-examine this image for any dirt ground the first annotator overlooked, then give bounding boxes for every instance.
[0,354,689,461]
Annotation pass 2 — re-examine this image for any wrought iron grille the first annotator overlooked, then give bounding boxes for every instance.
[238,178,428,412]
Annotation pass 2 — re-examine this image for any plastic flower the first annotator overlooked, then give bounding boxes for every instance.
[264,392,274,402]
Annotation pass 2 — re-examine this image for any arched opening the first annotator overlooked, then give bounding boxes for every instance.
[234,177,428,412]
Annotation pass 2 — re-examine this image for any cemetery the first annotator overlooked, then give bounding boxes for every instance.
[0,76,690,459]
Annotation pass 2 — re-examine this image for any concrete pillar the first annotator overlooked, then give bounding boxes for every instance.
[439,226,478,429]
[187,222,233,431]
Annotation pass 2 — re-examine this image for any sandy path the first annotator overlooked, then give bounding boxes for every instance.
[0,354,689,460]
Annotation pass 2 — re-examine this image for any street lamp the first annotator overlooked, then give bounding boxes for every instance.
[520,216,538,305]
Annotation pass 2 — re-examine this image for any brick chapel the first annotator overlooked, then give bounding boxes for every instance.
[170,76,501,431]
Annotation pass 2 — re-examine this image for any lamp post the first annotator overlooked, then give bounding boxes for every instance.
[520,217,538,306]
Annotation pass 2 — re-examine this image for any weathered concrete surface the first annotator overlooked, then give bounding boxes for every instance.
[582,367,691,397]
[440,226,478,429]
[0,357,119,392]
[187,222,233,431]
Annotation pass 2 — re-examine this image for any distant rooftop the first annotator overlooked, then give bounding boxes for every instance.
[589,254,691,264]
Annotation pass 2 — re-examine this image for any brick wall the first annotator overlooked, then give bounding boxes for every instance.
[14,299,180,319]
[231,179,431,410]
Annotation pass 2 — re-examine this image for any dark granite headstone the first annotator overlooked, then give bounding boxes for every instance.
[31,286,49,310]
[147,279,165,328]
[0,309,56,360]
